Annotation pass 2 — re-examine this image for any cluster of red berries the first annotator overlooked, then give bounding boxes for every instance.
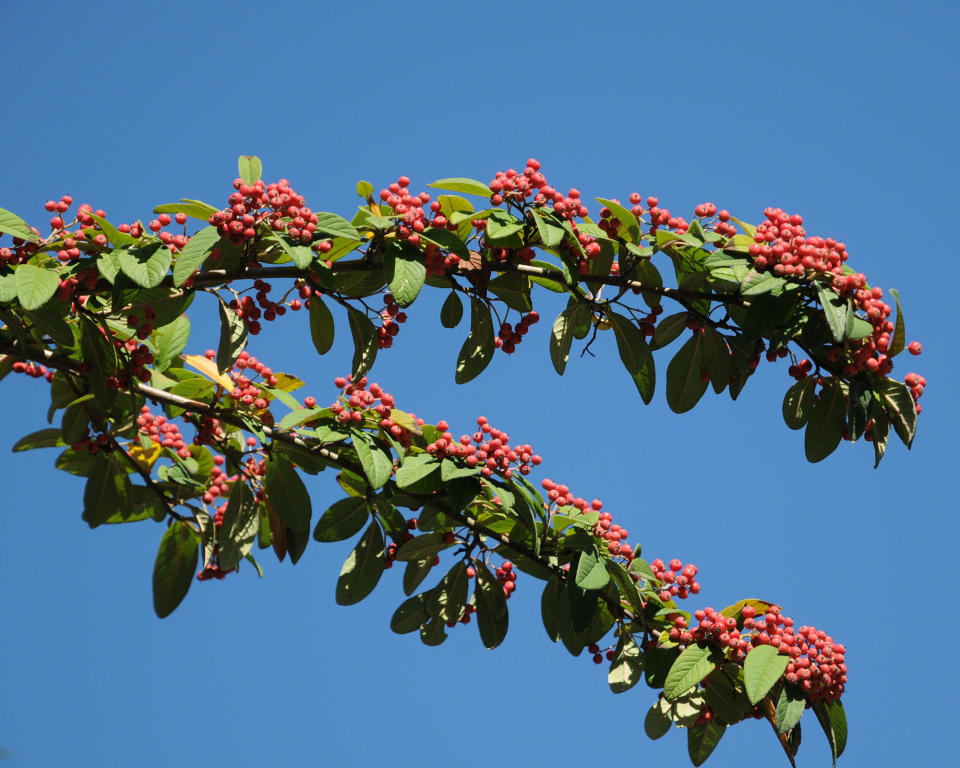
[424,242,461,276]
[202,454,237,505]
[589,642,616,665]
[330,375,421,448]
[744,207,926,390]
[377,293,407,349]
[592,509,636,561]
[137,405,192,459]
[226,276,291,336]
[205,349,280,423]
[377,175,437,247]
[145,213,190,251]
[495,559,518,598]
[112,334,155,386]
[494,311,539,355]
[56,268,99,300]
[650,558,701,603]
[424,416,543,480]
[209,177,320,246]
[10,360,53,382]
[671,603,845,703]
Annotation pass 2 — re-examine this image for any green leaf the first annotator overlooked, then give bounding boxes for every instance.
[651,312,688,350]
[82,456,131,528]
[704,667,752,725]
[315,212,362,241]
[217,481,259,571]
[666,332,708,414]
[700,327,730,394]
[403,556,435,596]
[61,398,91,444]
[79,316,117,409]
[395,454,441,490]
[426,562,469,623]
[238,155,262,185]
[487,271,532,312]
[566,576,598,634]
[384,243,427,307]
[644,702,673,740]
[574,547,611,590]
[873,376,918,447]
[888,287,905,356]
[272,233,314,269]
[390,594,429,634]
[85,212,136,247]
[664,643,718,699]
[355,180,374,199]
[872,405,890,468]
[395,531,452,562]
[15,264,60,311]
[427,177,491,197]
[118,242,173,288]
[152,520,199,618]
[335,521,385,605]
[421,226,470,259]
[346,305,378,380]
[817,285,851,342]
[607,312,655,404]
[540,575,562,642]
[0,206,40,243]
[687,720,725,766]
[352,432,393,489]
[532,209,566,247]
[172,225,221,286]
[455,298,495,384]
[216,296,248,374]
[595,197,640,242]
[741,270,787,296]
[804,378,847,462]
[813,701,847,766]
[13,428,66,452]
[153,200,219,221]
[419,615,448,646]
[549,305,584,376]
[782,375,817,430]
[307,292,335,355]
[151,315,191,372]
[440,291,463,328]
[264,457,312,564]
[608,634,644,694]
[313,497,369,542]
[743,645,789,704]
[474,561,509,649]
[776,684,806,734]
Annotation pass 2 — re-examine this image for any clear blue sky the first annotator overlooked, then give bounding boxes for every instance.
[1,1,956,766]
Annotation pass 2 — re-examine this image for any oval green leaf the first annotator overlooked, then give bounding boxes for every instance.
[335,521,385,605]
[743,644,789,704]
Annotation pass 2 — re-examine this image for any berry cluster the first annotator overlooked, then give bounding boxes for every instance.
[10,360,52,382]
[330,375,421,448]
[495,559,518,598]
[674,603,846,703]
[650,558,701,602]
[377,293,407,349]
[494,310,540,355]
[424,416,543,480]
[138,405,192,459]
[209,177,319,246]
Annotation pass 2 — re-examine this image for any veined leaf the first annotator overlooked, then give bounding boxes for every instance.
[455,298,495,384]
[238,155,262,184]
[152,520,199,618]
[335,521,385,605]
[15,264,59,311]
[427,177,491,197]
[744,645,789,704]
[173,225,221,286]
[0,206,40,243]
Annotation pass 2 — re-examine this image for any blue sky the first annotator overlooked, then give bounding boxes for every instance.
[1,1,957,766]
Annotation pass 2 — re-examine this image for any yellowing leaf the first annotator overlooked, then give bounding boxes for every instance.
[271,372,305,392]
[130,443,163,470]
[182,354,234,391]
